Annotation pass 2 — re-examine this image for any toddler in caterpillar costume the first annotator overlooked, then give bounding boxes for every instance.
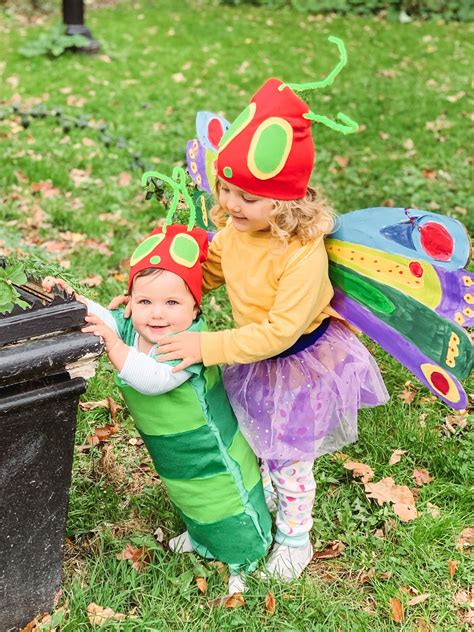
[43,222,272,595]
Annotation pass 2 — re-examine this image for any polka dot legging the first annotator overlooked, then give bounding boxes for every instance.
[260,459,316,546]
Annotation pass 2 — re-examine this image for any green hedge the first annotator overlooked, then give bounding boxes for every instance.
[219,0,473,21]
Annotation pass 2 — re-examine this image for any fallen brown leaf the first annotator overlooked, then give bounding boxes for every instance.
[118,172,132,187]
[86,602,127,625]
[196,577,207,594]
[313,540,346,560]
[390,597,405,623]
[455,526,474,551]
[398,385,416,404]
[412,469,433,487]
[81,275,102,288]
[389,449,407,465]
[265,591,276,615]
[225,593,245,608]
[31,180,60,198]
[116,544,150,572]
[448,559,459,579]
[344,461,374,484]
[408,593,430,606]
[364,477,418,522]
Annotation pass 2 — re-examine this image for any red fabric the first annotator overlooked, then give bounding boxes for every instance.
[217,78,314,200]
[128,224,208,305]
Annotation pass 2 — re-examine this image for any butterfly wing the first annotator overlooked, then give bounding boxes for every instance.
[328,207,473,409]
[186,112,230,194]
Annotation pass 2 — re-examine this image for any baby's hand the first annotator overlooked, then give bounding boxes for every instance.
[108,293,131,318]
[82,314,119,353]
[42,276,87,304]
[42,276,72,293]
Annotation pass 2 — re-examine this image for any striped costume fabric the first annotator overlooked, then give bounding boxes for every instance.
[112,310,272,571]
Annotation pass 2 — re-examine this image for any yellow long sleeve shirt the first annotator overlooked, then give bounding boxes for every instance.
[200,224,340,366]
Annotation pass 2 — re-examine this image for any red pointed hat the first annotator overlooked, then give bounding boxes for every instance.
[217,78,314,200]
[128,224,208,305]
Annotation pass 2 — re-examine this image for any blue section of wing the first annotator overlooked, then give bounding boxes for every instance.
[330,208,470,271]
[196,111,230,153]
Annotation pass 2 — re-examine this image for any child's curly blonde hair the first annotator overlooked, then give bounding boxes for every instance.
[211,179,335,248]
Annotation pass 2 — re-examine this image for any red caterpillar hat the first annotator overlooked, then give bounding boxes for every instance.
[128,223,209,305]
[217,36,359,200]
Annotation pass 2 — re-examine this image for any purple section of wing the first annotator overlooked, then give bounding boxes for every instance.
[186,139,210,193]
[435,266,474,327]
[332,289,468,410]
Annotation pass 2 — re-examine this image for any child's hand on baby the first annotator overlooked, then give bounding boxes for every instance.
[156,331,202,372]
[107,293,131,318]
[82,314,119,352]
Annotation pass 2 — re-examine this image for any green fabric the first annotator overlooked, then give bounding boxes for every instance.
[160,472,244,523]
[110,313,272,569]
[205,379,238,447]
[139,425,228,480]
[118,380,206,436]
[228,430,262,492]
[183,481,273,567]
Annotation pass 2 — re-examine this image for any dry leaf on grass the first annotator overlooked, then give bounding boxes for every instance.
[313,540,346,559]
[455,526,474,551]
[116,543,150,572]
[31,180,60,198]
[390,597,405,623]
[86,602,127,625]
[398,384,417,404]
[87,423,120,445]
[412,469,433,487]
[265,591,276,615]
[448,559,459,579]
[80,275,102,288]
[196,577,207,594]
[344,461,374,483]
[118,172,132,187]
[225,593,245,608]
[389,450,407,465]
[364,477,418,522]
[408,593,430,606]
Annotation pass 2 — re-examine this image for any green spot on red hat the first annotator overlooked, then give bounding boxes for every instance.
[130,233,166,267]
[223,166,233,178]
[170,233,200,268]
[149,255,161,265]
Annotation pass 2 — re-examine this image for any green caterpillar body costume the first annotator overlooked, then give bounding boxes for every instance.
[112,310,272,571]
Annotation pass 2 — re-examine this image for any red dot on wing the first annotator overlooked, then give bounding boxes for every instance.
[430,371,450,395]
[419,222,453,261]
[409,261,424,277]
[208,119,224,150]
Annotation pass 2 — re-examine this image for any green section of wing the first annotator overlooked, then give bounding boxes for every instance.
[330,263,472,379]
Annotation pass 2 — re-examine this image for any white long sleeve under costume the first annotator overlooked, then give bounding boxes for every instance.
[85,299,192,395]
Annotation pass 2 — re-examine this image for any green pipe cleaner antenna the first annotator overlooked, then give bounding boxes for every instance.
[279,35,360,136]
[279,35,347,93]
[141,166,196,233]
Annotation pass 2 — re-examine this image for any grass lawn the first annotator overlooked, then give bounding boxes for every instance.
[1,0,473,629]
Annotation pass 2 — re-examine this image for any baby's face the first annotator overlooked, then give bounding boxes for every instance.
[131,270,198,346]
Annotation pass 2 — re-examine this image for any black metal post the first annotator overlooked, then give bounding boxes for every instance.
[62,0,100,54]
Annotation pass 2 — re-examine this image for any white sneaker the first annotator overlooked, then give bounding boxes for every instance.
[228,573,246,595]
[263,541,313,580]
[168,531,195,553]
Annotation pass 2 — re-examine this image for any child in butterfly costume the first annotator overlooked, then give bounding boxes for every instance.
[43,224,272,595]
[156,40,390,579]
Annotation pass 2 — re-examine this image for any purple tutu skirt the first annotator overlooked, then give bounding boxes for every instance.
[223,320,389,461]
